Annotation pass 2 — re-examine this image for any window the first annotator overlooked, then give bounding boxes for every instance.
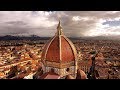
[51,68,54,73]
[66,68,70,72]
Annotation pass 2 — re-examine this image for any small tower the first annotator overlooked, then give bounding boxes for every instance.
[87,52,99,79]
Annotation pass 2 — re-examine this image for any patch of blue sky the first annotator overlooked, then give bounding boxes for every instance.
[102,20,120,26]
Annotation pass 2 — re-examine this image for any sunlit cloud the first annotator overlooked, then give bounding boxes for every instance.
[0,11,119,38]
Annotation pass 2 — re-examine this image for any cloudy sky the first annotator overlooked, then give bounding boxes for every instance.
[0,11,120,37]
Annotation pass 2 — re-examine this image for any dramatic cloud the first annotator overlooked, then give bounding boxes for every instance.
[0,11,120,37]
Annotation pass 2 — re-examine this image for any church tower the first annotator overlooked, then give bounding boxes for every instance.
[41,20,78,78]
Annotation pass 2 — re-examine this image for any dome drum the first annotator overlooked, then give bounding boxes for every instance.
[43,61,75,69]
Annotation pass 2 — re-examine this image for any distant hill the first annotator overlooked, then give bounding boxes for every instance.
[69,36,120,41]
[83,36,120,40]
[0,35,50,41]
[0,35,119,41]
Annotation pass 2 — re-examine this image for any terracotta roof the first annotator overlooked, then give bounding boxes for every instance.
[45,36,60,62]
[79,60,92,66]
[61,36,75,62]
[76,69,87,79]
[0,59,32,69]
[0,72,4,76]
[38,72,60,79]
[11,71,31,79]
[65,75,75,79]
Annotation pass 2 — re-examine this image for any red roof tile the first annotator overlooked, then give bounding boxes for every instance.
[39,72,60,79]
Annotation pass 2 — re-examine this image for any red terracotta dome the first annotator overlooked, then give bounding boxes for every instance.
[41,20,77,63]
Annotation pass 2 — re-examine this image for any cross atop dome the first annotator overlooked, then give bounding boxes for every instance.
[56,20,64,35]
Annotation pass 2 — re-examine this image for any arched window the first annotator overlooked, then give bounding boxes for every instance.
[51,68,54,73]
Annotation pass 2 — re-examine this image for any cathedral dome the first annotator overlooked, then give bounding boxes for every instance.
[41,20,77,63]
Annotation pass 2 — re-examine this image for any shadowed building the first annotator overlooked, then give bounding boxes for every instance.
[6,66,18,78]
[87,55,100,79]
